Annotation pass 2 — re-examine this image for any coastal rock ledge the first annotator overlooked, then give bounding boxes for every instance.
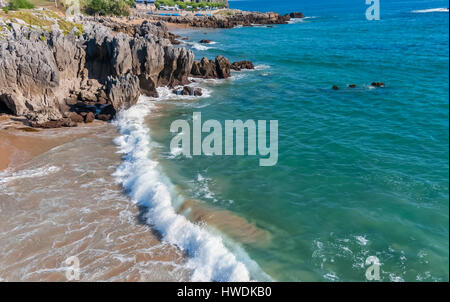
[145,10,305,29]
[0,14,250,127]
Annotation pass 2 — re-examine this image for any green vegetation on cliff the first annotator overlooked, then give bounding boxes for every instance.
[4,0,35,12]
[83,0,136,16]
[0,9,83,36]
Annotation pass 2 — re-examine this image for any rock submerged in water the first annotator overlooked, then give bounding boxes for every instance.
[348,84,357,88]
[289,12,305,19]
[371,82,385,87]
[190,57,255,79]
[332,85,339,90]
[231,61,255,71]
[194,89,203,96]
[182,86,194,96]
[199,39,213,44]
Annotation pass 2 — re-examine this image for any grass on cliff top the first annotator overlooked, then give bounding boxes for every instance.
[4,11,53,27]
[0,8,83,36]
[58,19,83,35]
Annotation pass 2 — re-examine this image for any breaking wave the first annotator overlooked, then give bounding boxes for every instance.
[112,95,255,281]
[412,8,449,13]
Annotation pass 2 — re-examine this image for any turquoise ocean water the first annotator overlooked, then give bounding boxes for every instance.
[137,0,449,281]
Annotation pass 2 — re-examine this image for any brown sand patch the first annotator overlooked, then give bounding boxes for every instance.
[0,115,104,171]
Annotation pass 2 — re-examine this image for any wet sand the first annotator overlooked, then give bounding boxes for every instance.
[0,119,188,281]
[0,115,100,171]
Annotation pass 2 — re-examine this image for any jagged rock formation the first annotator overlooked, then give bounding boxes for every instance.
[190,56,231,79]
[0,12,254,127]
[0,17,194,126]
[1,19,192,125]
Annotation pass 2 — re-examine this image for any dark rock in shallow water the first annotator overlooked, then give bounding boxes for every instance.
[231,61,255,71]
[182,86,195,96]
[191,56,253,79]
[371,82,385,87]
[289,12,305,18]
[96,104,116,121]
[194,88,203,96]
[199,39,213,44]
[84,112,95,123]
[173,86,202,96]
[349,84,357,88]
[332,85,339,90]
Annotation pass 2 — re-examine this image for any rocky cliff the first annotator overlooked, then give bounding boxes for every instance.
[0,10,249,127]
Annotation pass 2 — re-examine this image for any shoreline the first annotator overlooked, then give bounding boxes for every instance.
[0,115,189,281]
[0,8,267,281]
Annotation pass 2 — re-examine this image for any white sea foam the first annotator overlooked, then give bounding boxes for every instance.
[112,96,253,282]
[412,8,449,13]
[288,18,304,24]
[185,41,216,51]
[288,16,317,24]
[195,173,218,202]
[254,64,271,70]
[188,76,225,86]
[0,165,61,184]
[355,235,369,246]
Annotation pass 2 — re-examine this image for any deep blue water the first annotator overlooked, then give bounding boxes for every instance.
[155,0,449,281]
